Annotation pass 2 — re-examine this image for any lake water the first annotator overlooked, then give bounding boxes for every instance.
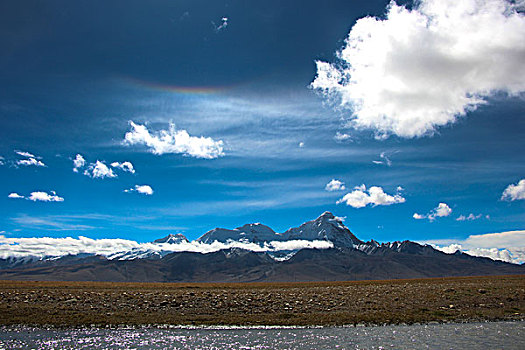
[0,321,523,349]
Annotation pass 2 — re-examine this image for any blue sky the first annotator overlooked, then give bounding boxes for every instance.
[1,0,524,259]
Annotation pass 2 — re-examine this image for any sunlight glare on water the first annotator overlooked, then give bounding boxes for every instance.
[0,321,523,350]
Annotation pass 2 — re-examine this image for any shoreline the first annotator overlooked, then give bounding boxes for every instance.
[1,275,523,327]
[1,318,525,331]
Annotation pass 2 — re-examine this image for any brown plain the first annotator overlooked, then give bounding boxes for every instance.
[0,275,523,327]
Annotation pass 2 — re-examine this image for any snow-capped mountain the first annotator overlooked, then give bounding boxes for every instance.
[197,223,281,244]
[153,233,189,244]
[281,211,363,247]
[196,211,361,248]
[1,212,523,282]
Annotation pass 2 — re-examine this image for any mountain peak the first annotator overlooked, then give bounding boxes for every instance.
[318,211,335,219]
[282,212,362,247]
[153,233,189,244]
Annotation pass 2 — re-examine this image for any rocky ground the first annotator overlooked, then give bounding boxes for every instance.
[0,275,523,327]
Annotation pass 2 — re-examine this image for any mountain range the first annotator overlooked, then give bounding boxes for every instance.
[0,212,523,282]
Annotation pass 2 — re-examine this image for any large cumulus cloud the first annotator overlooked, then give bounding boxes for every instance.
[311,0,525,138]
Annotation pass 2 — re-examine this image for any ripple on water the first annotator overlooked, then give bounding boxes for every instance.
[0,321,523,350]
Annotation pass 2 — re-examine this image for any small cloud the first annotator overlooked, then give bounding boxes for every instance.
[0,156,4,166]
[456,213,483,222]
[325,179,346,192]
[17,158,46,167]
[15,151,37,158]
[298,142,305,148]
[180,11,190,21]
[72,154,86,173]
[501,178,525,201]
[8,193,24,199]
[84,160,117,179]
[27,191,64,202]
[337,184,405,208]
[15,150,45,167]
[413,202,452,222]
[372,151,396,166]
[125,185,154,195]
[334,132,352,142]
[380,152,392,166]
[124,121,224,159]
[111,161,135,174]
[212,16,228,32]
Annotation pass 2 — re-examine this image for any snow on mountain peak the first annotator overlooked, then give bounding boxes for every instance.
[153,233,189,244]
[282,212,362,247]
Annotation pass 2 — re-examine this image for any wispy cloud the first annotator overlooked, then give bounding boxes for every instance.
[456,213,485,221]
[337,184,405,208]
[311,0,525,138]
[124,121,224,159]
[372,151,395,166]
[15,151,37,158]
[12,215,95,231]
[413,202,452,221]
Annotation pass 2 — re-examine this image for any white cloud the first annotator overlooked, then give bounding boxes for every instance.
[426,230,525,264]
[15,151,36,158]
[0,236,333,260]
[84,160,117,179]
[111,161,135,174]
[0,156,4,166]
[373,151,393,166]
[72,154,86,173]
[298,142,305,148]
[27,191,64,202]
[7,191,64,202]
[325,179,346,192]
[125,184,154,195]
[17,158,45,167]
[413,202,452,221]
[15,150,46,167]
[334,132,352,142]
[337,184,405,208]
[501,178,525,201]
[124,121,224,159]
[311,0,525,138]
[456,213,483,221]
[213,17,228,32]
